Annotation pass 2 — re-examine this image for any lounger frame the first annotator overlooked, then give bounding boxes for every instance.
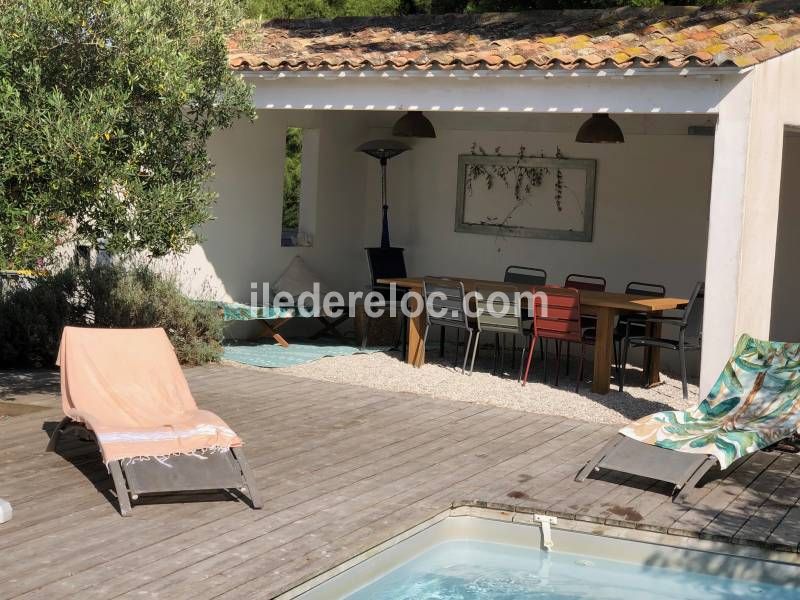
[576,434,719,502]
[47,417,263,516]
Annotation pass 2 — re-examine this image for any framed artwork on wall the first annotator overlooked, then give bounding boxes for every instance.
[455,153,597,242]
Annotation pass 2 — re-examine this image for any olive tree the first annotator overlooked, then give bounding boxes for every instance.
[0,0,255,269]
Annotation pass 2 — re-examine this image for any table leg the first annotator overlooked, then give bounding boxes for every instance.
[643,315,663,388]
[591,307,615,394]
[407,294,425,367]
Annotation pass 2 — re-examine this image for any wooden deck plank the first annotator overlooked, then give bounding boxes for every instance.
[667,452,778,538]
[735,458,800,545]
[702,453,800,541]
[1,365,797,599]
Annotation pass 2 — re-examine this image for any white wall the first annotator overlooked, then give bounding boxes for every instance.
[701,50,800,393]
[172,109,369,303]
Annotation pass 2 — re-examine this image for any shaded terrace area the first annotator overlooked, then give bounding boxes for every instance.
[2,366,800,598]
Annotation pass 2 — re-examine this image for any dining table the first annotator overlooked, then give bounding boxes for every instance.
[377,276,689,395]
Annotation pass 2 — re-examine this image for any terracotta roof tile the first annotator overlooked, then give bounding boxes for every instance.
[230,1,800,72]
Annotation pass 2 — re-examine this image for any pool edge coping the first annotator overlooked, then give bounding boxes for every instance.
[274,501,800,599]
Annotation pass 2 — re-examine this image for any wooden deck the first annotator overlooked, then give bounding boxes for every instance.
[2,365,800,599]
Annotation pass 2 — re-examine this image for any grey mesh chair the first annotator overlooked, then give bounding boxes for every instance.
[422,277,474,374]
[620,281,704,399]
[612,281,666,378]
[470,283,531,378]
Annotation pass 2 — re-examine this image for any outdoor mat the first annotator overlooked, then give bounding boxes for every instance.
[222,339,387,368]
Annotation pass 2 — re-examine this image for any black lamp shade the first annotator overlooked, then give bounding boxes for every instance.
[392,111,436,138]
[356,139,411,160]
[575,113,624,144]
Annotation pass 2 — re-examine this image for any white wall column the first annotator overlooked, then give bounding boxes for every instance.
[701,53,800,396]
[700,81,753,396]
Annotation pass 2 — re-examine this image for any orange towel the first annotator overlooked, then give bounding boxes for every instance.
[57,327,242,465]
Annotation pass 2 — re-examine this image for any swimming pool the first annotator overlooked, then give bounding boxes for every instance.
[287,510,800,599]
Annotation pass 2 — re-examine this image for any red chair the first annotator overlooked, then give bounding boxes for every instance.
[522,287,593,392]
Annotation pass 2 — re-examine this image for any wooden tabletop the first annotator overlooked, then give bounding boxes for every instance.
[378,277,688,313]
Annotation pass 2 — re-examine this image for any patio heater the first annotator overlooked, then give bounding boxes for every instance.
[356,139,410,249]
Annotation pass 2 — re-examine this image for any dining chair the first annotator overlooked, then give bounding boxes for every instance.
[619,281,704,399]
[470,283,530,378]
[612,281,666,378]
[562,274,606,375]
[523,286,594,392]
[504,265,547,360]
[422,277,475,374]
[362,247,407,356]
[503,265,547,286]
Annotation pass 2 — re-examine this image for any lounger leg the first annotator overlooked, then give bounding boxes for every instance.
[575,434,626,482]
[108,461,133,517]
[231,447,263,510]
[674,456,717,503]
[46,416,71,453]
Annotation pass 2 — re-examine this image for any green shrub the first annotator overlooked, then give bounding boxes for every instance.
[0,263,223,367]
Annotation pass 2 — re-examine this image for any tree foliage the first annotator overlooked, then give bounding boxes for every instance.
[246,0,733,19]
[0,0,255,270]
[282,127,302,232]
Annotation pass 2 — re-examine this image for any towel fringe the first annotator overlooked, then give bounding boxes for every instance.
[110,445,233,469]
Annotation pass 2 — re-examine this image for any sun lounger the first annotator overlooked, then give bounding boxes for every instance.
[211,301,296,347]
[205,257,352,348]
[47,326,262,516]
[577,334,800,501]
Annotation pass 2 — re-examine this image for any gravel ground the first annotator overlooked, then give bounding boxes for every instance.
[229,343,699,425]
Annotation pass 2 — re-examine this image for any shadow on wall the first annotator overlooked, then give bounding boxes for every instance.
[770,134,800,343]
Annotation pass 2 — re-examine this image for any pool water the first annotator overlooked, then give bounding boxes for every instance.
[345,540,800,600]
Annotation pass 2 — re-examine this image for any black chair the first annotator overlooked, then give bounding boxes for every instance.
[620,282,704,399]
[563,273,606,375]
[362,247,408,356]
[612,281,666,379]
[422,277,475,374]
[503,265,547,362]
[503,265,547,286]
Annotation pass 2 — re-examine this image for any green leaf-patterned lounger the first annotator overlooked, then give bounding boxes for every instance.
[202,301,297,347]
[203,300,351,347]
[576,334,800,502]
